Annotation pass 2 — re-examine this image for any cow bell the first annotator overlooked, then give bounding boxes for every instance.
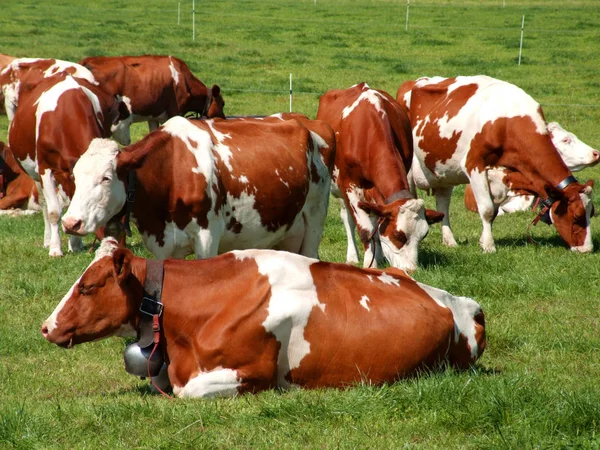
[123,342,164,377]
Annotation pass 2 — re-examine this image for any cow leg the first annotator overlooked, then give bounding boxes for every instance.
[173,368,244,398]
[298,183,330,259]
[469,171,498,253]
[339,199,360,264]
[148,120,160,133]
[68,236,84,253]
[193,226,222,259]
[39,171,64,257]
[435,186,458,247]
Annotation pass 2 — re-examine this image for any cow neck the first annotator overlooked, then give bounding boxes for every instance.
[123,170,136,237]
[531,175,579,227]
[385,190,414,204]
[137,259,165,349]
[202,85,213,118]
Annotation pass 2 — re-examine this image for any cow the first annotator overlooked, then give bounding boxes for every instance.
[0,54,16,71]
[9,73,129,256]
[0,142,39,213]
[79,55,226,145]
[0,57,98,124]
[464,121,599,215]
[316,83,443,274]
[396,75,595,253]
[41,237,487,397]
[61,115,334,260]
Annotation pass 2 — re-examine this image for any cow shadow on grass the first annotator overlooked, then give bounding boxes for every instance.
[418,248,449,269]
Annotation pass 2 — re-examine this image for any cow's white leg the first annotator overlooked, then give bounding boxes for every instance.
[40,170,63,257]
[298,185,330,259]
[339,199,360,264]
[193,226,222,259]
[34,181,52,248]
[173,368,241,399]
[68,236,84,253]
[469,171,497,253]
[435,186,457,247]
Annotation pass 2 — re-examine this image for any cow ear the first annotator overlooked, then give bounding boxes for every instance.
[117,142,151,171]
[211,84,221,97]
[117,98,130,122]
[425,209,444,224]
[358,201,388,217]
[112,248,132,284]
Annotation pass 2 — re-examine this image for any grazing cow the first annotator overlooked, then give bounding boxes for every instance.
[397,75,594,253]
[80,55,226,145]
[42,238,486,397]
[9,73,128,256]
[0,142,39,213]
[464,121,599,215]
[0,57,98,123]
[61,115,334,260]
[316,83,443,274]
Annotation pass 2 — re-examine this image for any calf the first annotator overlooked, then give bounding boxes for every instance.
[316,83,443,273]
[0,142,39,212]
[80,55,226,145]
[62,115,334,260]
[9,73,128,256]
[42,238,486,397]
[397,76,594,253]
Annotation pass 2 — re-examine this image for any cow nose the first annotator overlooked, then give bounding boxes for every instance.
[593,151,599,161]
[41,324,49,339]
[62,217,83,234]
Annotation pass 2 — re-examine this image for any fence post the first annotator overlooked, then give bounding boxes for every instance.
[178,0,180,25]
[405,0,410,32]
[192,0,196,41]
[518,15,524,66]
[289,73,293,112]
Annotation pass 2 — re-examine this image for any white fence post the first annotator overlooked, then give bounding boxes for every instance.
[518,15,525,66]
[178,0,181,25]
[289,73,293,112]
[192,0,196,41]
[405,0,410,32]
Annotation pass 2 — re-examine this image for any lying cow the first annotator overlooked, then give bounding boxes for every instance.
[42,238,486,397]
[62,115,334,260]
[0,142,39,213]
[397,75,595,253]
[80,55,226,145]
[9,73,128,256]
[316,83,443,273]
[464,121,599,215]
[0,57,98,124]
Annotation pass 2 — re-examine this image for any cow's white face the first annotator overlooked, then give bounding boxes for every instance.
[378,199,430,274]
[548,122,600,172]
[62,138,126,235]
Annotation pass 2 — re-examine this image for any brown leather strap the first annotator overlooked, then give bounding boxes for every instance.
[137,259,164,348]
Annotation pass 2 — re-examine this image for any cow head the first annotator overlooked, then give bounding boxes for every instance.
[548,122,600,172]
[550,180,594,252]
[358,197,444,273]
[41,238,139,348]
[62,139,127,236]
[206,85,225,119]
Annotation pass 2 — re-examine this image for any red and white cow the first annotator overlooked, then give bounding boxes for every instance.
[42,238,486,397]
[0,142,39,214]
[397,75,595,253]
[80,55,226,145]
[61,115,334,260]
[316,83,443,273]
[9,73,128,256]
[464,121,599,216]
[0,57,98,124]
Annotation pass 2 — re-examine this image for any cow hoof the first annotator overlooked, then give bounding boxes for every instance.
[481,244,496,253]
[49,249,64,257]
[443,239,458,248]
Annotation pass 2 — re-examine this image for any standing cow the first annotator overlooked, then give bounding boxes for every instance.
[397,75,595,253]
[42,238,486,397]
[80,55,226,145]
[61,115,334,260]
[9,73,128,256]
[464,121,599,215]
[0,57,98,124]
[316,83,443,274]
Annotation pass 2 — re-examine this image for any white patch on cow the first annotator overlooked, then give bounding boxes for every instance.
[359,295,371,311]
[547,122,599,172]
[367,275,374,283]
[269,113,284,120]
[80,85,104,131]
[63,139,125,234]
[173,367,241,398]
[168,57,180,85]
[238,175,249,184]
[43,60,97,84]
[233,249,322,389]
[34,76,81,141]
[17,154,39,181]
[342,89,386,120]
[417,282,482,360]
[377,272,400,286]
[3,79,20,122]
[1,58,42,75]
[345,185,372,230]
[205,120,234,172]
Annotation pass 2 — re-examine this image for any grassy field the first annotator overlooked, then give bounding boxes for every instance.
[1,0,600,448]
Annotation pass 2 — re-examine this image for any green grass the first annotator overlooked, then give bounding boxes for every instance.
[2,0,600,448]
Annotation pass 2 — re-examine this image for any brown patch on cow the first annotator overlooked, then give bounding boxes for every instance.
[287,262,457,387]
[464,184,478,213]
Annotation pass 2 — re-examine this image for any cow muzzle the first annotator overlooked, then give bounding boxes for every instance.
[62,217,86,235]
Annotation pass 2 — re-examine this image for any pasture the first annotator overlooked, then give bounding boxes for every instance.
[1,0,600,447]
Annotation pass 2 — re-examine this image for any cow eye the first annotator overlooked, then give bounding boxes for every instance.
[101,176,111,183]
[79,283,97,295]
[562,137,571,144]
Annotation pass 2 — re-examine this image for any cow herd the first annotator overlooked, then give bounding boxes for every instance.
[1,53,597,398]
